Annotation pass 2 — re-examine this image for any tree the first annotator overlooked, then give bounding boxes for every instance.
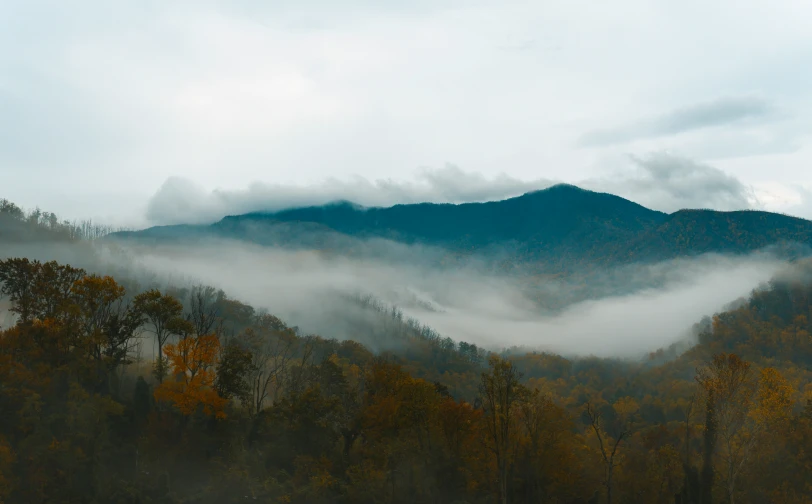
[699,386,717,504]
[479,355,524,504]
[153,333,227,419]
[0,258,38,323]
[696,353,795,504]
[71,275,144,386]
[0,258,85,324]
[185,284,222,337]
[31,260,86,322]
[678,389,700,504]
[133,376,152,422]
[0,198,25,220]
[516,388,579,503]
[215,338,254,405]
[133,290,191,383]
[585,396,638,504]
[243,318,298,415]
[0,435,14,502]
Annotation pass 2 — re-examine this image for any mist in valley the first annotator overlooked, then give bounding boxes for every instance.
[70,235,792,357]
[0,220,788,359]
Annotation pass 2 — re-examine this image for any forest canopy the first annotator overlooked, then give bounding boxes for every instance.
[1,253,811,504]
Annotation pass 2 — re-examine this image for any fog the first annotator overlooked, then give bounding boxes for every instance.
[0,226,786,357]
[111,236,782,358]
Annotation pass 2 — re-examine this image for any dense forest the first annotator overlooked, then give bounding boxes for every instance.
[1,199,811,504]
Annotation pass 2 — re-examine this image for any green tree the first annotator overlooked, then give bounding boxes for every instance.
[133,289,192,383]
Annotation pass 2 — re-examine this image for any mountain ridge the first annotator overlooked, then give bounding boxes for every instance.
[110,183,812,271]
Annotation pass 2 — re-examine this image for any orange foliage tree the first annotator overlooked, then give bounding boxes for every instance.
[154,334,228,419]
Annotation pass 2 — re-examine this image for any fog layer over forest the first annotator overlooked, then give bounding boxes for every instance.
[1,229,783,358]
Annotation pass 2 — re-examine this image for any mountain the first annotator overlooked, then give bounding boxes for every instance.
[110,184,812,272]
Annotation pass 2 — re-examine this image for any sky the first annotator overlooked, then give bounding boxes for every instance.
[2,0,812,227]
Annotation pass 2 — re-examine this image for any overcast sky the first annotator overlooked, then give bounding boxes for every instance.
[2,0,811,227]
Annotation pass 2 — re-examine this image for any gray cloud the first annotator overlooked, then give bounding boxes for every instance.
[145,165,557,225]
[579,96,775,147]
[583,152,759,212]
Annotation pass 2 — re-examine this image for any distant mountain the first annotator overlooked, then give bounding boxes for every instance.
[110,184,812,272]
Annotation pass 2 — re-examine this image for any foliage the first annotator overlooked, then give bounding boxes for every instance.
[0,256,811,503]
[154,334,228,419]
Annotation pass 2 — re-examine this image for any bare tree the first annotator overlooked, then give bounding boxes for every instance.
[585,399,636,504]
[185,285,221,337]
[243,315,299,415]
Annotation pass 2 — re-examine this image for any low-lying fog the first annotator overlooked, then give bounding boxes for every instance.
[0,234,784,358]
[114,238,781,358]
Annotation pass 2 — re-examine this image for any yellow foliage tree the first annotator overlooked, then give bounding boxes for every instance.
[154,334,228,419]
[697,353,796,504]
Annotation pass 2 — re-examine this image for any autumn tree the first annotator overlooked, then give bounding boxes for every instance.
[515,388,583,503]
[696,353,795,504]
[479,355,524,504]
[436,397,485,499]
[154,333,227,419]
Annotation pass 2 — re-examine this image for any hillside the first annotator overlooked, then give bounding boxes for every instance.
[111,184,812,272]
[1,255,810,503]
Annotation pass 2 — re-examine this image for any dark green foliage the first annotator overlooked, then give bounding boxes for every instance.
[215,339,254,404]
[112,184,812,276]
[134,376,152,421]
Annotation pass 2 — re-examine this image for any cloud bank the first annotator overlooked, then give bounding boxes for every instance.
[144,154,764,226]
[145,165,558,225]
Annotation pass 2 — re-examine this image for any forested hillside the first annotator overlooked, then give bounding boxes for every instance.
[3,196,812,503]
[1,255,810,504]
[1,198,122,243]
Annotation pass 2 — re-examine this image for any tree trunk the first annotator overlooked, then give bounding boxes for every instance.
[606,463,613,504]
[700,395,716,504]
